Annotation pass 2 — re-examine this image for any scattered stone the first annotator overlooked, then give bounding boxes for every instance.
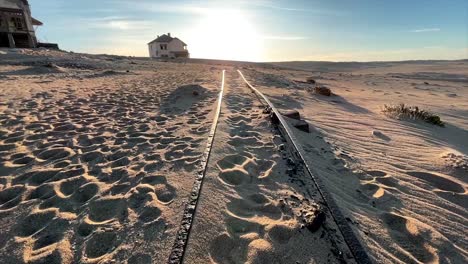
[270,112,280,125]
[44,62,57,68]
[192,90,199,96]
[306,77,316,84]
[372,130,391,141]
[314,86,332,96]
[424,82,429,85]
[281,110,301,120]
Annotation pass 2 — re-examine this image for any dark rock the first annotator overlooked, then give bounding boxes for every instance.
[303,209,326,232]
[314,86,332,96]
[270,112,279,125]
[306,77,316,84]
[192,90,199,96]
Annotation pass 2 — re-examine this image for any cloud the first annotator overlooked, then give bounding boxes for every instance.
[410,28,441,33]
[84,16,155,30]
[299,46,467,62]
[113,1,214,15]
[254,3,307,12]
[242,0,345,16]
[262,35,309,40]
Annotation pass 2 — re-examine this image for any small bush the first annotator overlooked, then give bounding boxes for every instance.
[382,104,444,127]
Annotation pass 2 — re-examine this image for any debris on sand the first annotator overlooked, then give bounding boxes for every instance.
[372,130,391,141]
[306,77,316,84]
[302,207,326,232]
[314,86,332,96]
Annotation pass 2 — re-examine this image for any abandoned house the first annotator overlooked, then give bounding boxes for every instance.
[148,33,189,59]
[0,0,42,48]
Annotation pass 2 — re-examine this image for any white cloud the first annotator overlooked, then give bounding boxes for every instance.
[262,35,309,40]
[410,28,441,33]
[298,46,467,62]
[84,16,155,30]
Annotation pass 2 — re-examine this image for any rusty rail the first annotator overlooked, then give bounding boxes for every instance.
[238,70,373,264]
[168,70,225,264]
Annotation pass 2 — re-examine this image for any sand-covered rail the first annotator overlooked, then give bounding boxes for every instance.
[238,70,372,264]
[168,70,225,263]
[184,70,356,263]
[242,62,468,264]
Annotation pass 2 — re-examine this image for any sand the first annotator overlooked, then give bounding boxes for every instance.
[184,71,354,263]
[244,60,468,263]
[1,48,467,263]
[0,49,221,263]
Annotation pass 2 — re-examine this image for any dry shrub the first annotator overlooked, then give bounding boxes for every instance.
[382,104,444,127]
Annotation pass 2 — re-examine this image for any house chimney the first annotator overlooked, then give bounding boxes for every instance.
[168,33,171,37]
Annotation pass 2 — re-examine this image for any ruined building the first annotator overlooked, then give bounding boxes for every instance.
[0,0,42,48]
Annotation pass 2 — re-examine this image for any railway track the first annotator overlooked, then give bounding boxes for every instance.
[169,70,372,264]
[168,70,225,264]
[238,70,372,264]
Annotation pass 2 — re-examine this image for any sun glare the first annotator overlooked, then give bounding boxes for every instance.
[187,9,263,62]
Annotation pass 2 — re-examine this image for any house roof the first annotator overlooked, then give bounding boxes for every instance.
[173,37,187,46]
[32,17,43,26]
[0,0,22,10]
[148,34,174,44]
[148,34,187,46]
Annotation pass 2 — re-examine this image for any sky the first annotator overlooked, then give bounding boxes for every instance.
[30,0,467,62]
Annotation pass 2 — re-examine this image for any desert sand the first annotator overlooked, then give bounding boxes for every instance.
[0,48,467,264]
[245,60,468,263]
[0,49,222,263]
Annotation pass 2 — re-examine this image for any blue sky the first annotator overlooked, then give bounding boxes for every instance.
[30,0,467,62]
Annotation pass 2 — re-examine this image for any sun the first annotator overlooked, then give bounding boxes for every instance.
[187,9,263,62]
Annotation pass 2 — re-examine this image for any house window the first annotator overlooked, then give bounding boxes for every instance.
[160,44,167,50]
[11,17,25,31]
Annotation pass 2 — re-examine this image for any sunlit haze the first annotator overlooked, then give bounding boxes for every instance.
[30,0,467,62]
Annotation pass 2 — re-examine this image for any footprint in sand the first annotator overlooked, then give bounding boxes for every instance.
[87,196,127,224]
[217,153,276,186]
[84,231,121,260]
[0,185,26,210]
[406,171,464,193]
[382,212,438,263]
[406,171,466,207]
[227,193,282,220]
[128,253,152,264]
[15,209,57,237]
[34,147,75,162]
[359,170,400,202]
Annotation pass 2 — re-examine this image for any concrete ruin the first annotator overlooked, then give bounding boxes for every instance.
[0,0,42,48]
